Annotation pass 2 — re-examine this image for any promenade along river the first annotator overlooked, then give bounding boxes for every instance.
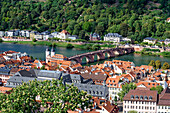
[0,43,170,66]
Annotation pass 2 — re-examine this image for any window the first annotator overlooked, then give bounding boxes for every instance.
[131,95,134,99]
[144,96,148,100]
[149,96,152,100]
[135,95,139,99]
[140,95,143,100]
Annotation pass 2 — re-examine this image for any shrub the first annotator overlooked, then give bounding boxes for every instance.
[66,43,74,48]
[32,38,37,42]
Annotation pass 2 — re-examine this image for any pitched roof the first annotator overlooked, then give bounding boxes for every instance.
[136,81,160,89]
[18,70,37,77]
[158,87,170,106]
[144,37,157,41]
[123,89,157,102]
[103,101,118,113]
[60,30,70,35]
[81,72,107,81]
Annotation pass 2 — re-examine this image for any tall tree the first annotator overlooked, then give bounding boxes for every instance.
[118,82,136,101]
[148,60,156,68]
[162,62,170,70]
[155,60,161,69]
[120,23,129,37]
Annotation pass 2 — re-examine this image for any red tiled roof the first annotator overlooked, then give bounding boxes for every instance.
[60,30,70,35]
[158,87,170,106]
[123,89,157,102]
[103,101,118,113]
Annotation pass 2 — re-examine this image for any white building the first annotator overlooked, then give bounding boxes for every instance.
[164,38,170,45]
[68,35,78,40]
[0,31,5,37]
[43,35,54,40]
[57,30,70,40]
[34,33,43,40]
[143,37,157,44]
[104,33,122,43]
[106,76,122,100]
[156,87,170,113]
[5,30,20,37]
[121,37,131,42]
[51,32,59,38]
[20,30,30,37]
[123,89,157,113]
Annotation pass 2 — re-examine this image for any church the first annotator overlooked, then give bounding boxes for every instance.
[45,48,66,63]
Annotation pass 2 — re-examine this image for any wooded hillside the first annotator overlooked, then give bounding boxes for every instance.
[0,0,169,41]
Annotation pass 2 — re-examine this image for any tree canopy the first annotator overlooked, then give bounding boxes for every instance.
[118,82,137,101]
[150,85,163,94]
[0,79,92,112]
[0,0,169,41]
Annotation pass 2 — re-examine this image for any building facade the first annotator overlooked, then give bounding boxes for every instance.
[90,33,100,41]
[123,89,157,113]
[104,33,122,43]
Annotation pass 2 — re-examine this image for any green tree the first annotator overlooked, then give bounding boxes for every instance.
[32,38,37,42]
[162,62,170,70]
[40,65,46,70]
[0,79,92,112]
[120,23,129,37]
[155,60,161,69]
[148,60,156,68]
[150,85,163,94]
[156,23,165,37]
[82,22,92,32]
[0,38,3,43]
[114,96,118,103]
[66,43,74,48]
[92,44,101,50]
[118,83,136,101]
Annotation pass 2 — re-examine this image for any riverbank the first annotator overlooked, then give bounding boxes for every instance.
[3,41,115,50]
[3,41,86,49]
[134,51,170,57]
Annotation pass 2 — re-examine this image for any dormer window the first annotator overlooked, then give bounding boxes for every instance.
[140,95,143,100]
[148,83,150,85]
[135,95,139,99]
[144,96,148,100]
[131,95,134,99]
[149,96,152,100]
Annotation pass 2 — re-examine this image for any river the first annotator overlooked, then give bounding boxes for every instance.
[0,43,169,66]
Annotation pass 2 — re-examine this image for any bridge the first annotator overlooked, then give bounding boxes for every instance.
[67,47,135,64]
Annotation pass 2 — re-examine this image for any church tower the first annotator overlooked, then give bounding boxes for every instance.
[46,47,50,63]
[51,47,55,57]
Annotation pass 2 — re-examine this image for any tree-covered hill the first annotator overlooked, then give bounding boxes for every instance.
[0,0,169,42]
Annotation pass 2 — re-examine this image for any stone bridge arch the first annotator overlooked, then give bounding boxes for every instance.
[80,55,94,63]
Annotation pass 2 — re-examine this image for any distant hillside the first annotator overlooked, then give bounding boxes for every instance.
[0,0,169,42]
